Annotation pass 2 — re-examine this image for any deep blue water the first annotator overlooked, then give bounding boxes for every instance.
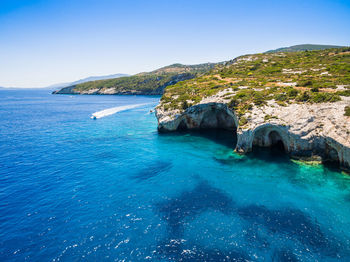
[0,89,350,261]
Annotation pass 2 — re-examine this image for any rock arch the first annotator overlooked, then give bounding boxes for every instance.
[322,142,341,167]
[157,103,238,148]
[267,131,286,151]
[174,103,238,131]
[251,124,290,152]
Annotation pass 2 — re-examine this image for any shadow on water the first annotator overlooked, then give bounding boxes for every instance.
[132,160,172,181]
[213,144,292,168]
[154,181,248,261]
[272,249,299,262]
[155,182,235,237]
[250,144,290,163]
[154,181,343,261]
[237,204,339,256]
[344,193,350,203]
[322,160,345,174]
[212,155,246,165]
[159,128,237,149]
[252,143,348,175]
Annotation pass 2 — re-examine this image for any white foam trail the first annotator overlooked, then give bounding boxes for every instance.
[91,103,150,119]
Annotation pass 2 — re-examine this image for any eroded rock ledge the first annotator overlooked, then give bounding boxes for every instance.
[156,100,350,171]
[156,103,238,132]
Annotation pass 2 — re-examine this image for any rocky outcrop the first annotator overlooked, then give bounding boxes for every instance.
[156,97,350,170]
[156,103,238,132]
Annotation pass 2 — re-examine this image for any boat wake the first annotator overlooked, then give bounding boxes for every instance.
[91,103,150,119]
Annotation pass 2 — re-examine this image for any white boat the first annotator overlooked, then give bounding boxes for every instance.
[90,103,150,119]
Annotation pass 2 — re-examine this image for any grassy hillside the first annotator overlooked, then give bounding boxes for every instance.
[266,44,345,53]
[53,63,216,95]
[160,47,350,113]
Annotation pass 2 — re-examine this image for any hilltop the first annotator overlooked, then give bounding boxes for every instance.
[47,73,129,89]
[266,44,345,53]
[53,63,216,95]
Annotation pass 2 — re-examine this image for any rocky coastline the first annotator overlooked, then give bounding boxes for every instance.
[52,87,164,96]
[156,48,350,171]
[156,99,350,171]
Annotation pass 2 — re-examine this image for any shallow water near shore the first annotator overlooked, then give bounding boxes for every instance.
[0,89,350,261]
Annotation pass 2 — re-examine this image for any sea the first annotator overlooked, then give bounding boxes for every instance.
[0,89,349,261]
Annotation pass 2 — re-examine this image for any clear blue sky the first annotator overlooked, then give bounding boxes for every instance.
[0,0,349,87]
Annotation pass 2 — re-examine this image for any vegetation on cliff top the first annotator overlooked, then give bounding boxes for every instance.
[160,47,350,113]
[54,63,217,95]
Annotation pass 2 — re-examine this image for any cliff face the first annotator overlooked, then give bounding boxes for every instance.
[156,103,238,132]
[234,98,350,169]
[156,99,350,170]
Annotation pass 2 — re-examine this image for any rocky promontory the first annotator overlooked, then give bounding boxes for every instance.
[156,48,350,170]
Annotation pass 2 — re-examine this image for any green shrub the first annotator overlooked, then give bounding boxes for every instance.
[337,90,350,97]
[243,103,253,110]
[239,117,248,126]
[262,65,282,74]
[313,82,336,89]
[329,94,341,102]
[345,106,350,116]
[311,87,319,92]
[250,62,261,71]
[274,93,287,101]
[228,98,239,109]
[182,101,190,110]
[310,93,341,103]
[287,88,299,98]
[296,91,310,102]
[264,114,278,121]
[297,80,313,87]
[253,92,266,106]
[276,101,287,106]
[236,91,249,99]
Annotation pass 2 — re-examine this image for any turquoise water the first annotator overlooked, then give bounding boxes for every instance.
[0,89,350,261]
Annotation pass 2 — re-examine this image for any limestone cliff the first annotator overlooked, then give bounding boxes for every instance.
[156,98,350,170]
[156,48,350,170]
